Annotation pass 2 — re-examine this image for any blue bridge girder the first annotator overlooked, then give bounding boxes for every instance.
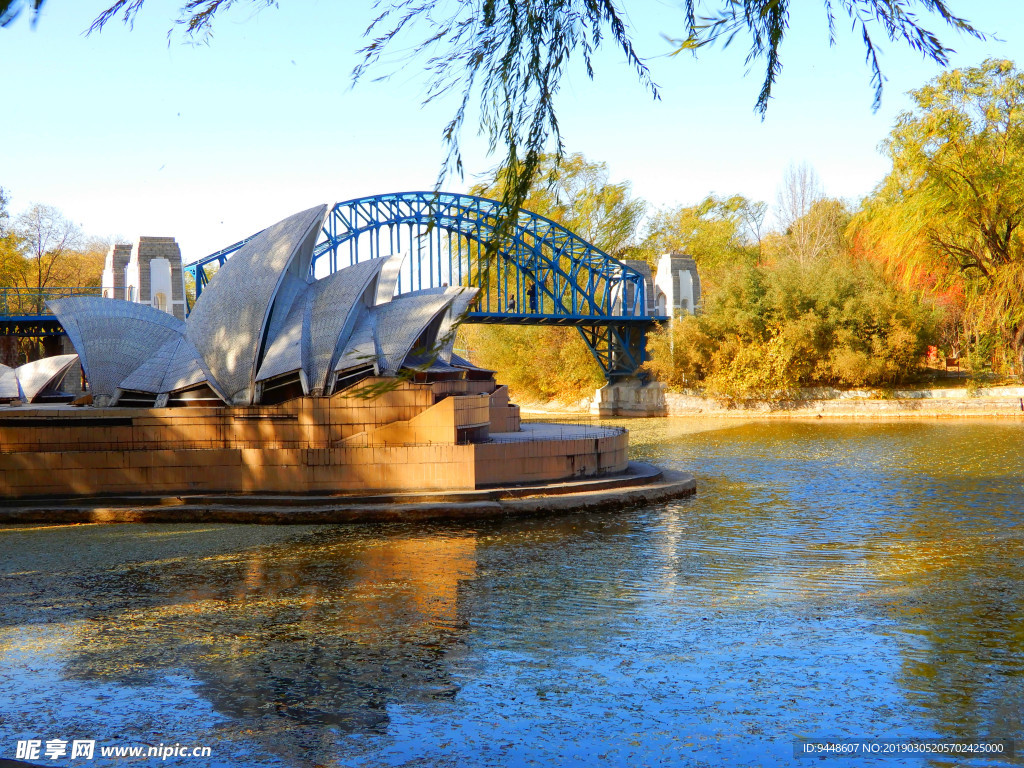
[0,287,102,337]
[185,192,668,382]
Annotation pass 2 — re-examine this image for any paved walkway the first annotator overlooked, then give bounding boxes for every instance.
[489,422,624,442]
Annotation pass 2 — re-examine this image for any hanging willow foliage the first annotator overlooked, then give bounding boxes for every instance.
[1,0,982,237]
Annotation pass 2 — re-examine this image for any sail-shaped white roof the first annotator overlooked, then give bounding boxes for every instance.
[185,204,327,405]
[47,205,482,407]
[0,365,19,400]
[48,297,185,406]
[118,335,210,395]
[14,354,79,402]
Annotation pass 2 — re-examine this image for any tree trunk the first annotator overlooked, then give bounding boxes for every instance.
[0,337,18,367]
[41,335,63,359]
[1015,321,1024,377]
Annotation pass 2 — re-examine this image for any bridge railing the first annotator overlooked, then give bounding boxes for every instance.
[0,287,103,318]
[313,192,652,321]
[184,193,658,323]
[182,192,665,382]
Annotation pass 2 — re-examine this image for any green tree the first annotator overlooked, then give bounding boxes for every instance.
[470,153,645,258]
[641,194,764,272]
[461,153,643,401]
[645,254,937,398]
[858,59,1024,371]
[11,203,105,314]
[0,187,27,288]
[2,0,981,240]
[14,204,83,306]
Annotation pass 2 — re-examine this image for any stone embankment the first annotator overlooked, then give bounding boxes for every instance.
[0,462,695,525]
[522,385,1024,419]
[664,385,1024,418]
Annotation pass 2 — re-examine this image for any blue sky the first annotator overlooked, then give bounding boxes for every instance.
[1,1,1021,263]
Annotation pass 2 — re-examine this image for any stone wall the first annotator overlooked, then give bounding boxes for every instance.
[0,379,625,499]
[134,237,186,320]
[592,380,667,417]
[475,429,628,486]
[488,386,521,432]
[663,386,1024,418]
[104,237,186,319]
[102,244,132,300]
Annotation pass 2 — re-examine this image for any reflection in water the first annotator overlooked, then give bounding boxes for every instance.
[0,526,478,766]
[1,419,1023,766]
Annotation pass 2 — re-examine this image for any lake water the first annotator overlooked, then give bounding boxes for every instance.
[1,419,1023,767]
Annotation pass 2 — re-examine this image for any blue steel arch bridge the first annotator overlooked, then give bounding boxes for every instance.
[2,192,668,382]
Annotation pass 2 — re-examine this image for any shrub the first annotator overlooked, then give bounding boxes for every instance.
[457,324,604,402]
[644,255,938,398]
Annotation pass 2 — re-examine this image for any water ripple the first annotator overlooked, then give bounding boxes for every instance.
[1,419,1023,766]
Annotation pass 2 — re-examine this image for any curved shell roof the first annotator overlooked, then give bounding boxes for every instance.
[118,335,209,395]
[1,355,79,403]
[14,354,80,402]
[255,289,306,387]
[0,367,19,400]
[333,307,377,375]
[306,257,391,393]
[185,204,327,405]
[255,256,395,392]
[48,297,185,406]
[48,205,479,407]
[375,253,405,305]
[369,287,466,375]
[437,288,477,364]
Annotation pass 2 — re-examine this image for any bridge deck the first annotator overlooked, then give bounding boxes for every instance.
[3,193,668,381]
[465,312,667,326]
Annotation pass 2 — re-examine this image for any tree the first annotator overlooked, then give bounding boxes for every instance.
[857,59,1024,371]
[0,185,9,236]
[644,253,937,397]
[0,234,26,288]
[14,204,84,308]
[470,153,645,258]
[776,162,822,234]
[773,168,852,266]
[461,153,643,401]
[0,195,108,362]
[0,187,27,288]
[1,0,982,239]
[641,194,763,272]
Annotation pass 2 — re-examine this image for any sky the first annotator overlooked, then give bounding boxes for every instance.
[1,0,1021,264]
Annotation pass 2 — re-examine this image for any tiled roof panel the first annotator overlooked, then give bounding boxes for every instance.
[15,354,80,401]
[372,292,457,375]
[333,307,377,374]
[48,297,185,404]
[185,205,326,404]
[118,337,180,393]
[307,258,387,393]
[375,253,406,305]
[437,287,478,363]
[162,336,210,393]
[256,285,308,384]
[0,369,20,400]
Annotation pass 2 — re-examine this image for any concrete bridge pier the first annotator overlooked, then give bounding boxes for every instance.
[591,379,667,417]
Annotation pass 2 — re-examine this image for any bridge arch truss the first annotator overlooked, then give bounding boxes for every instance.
[185,192,665,382]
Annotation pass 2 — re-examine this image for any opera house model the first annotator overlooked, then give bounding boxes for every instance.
[0,205,631,501]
